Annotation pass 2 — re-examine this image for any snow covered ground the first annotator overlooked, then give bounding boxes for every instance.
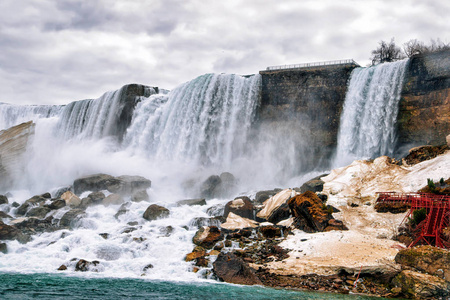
[264,151,450,276]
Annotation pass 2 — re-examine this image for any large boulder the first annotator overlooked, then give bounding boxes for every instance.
[200,173,236,199]
[26,206,51,218]
[213,252,262,285]
[59,209,86,228]
[0,195,8,205]
[102,194,124,206]
[288,191,347,233]
[143,204,169,221]
[392,270,450,299]
[0,221,29,243]
[224,196,254,220]
[61,191,81,208]
[73,174,121,195]
[395,246,450,281]
[115,175,151,195]
[192,226,222,249]
[16,195,48,216]
[254,189,282,205]
[176,198,206,207]
[298,174,327,193]
[256,189,295,222]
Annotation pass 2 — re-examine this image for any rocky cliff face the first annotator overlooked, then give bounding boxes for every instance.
[397,50,450,148]
[258,64,358,170]
[0,121,35,191]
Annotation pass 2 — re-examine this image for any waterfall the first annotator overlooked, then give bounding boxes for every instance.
[0,103,63,130]
[124,73,261,169]
[334,59,408,166]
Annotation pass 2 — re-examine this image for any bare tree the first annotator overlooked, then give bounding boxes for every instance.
[370,38,404,65]
[403,38,450,58]
[403,39,427,57]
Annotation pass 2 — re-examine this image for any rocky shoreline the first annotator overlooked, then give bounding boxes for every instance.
[1,145,450,299]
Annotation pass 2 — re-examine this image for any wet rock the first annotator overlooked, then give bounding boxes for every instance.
[0,195,8,205]
[259,224,283,238]
[213,252,262,285]
[131,190,149,202]
[60,209,86,228]
[26,206,51,219]
[254,189,281,205]
[143,204,169,221]
[12,216,55,235]
[61,191,81,208]
[53,186,72,198]
[0,242,6,253]
[189,216,225,228]
[224,196,254,220]
[185,250,207,262]
[200,175,221,199]
[102,194,124,206]
[177,198,207,207]
[206,204,224,217]
[73,174,122,195]
[99,233,109,239]
[46,199,66,210]
[267,202,291,224]
[80,197,92,208]
[192,226,222,249]
[0,221,29,243]
[159,226,174,237]
[143,264,153,271]
[57,265,67,271]
[288,191,339,233]
[0,211,12,219]
[16,195,47,216]
[114,202,131,219]
[75,259,100,272]
[88,191,105,203]
[299,174,327,193]
[115,175,151,195]
[392,270,450,299]
[11,202,19,208]
[395,246,450,281]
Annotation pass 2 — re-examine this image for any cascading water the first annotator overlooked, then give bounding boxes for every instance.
[124,73,261,169]
[0,103,63,130]
[333,59,408,167]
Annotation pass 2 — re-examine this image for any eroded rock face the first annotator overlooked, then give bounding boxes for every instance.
[395,246,450,281]
[213,252,262,285]
[397,50,450,148]
[0,121,35,192]
[143,204,169,221]
[392,270,450,299]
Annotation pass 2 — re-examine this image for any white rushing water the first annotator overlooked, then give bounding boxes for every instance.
[0,73,264,280]
[333,59,408,167]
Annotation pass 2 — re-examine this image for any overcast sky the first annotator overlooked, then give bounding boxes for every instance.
[0,0,448,105]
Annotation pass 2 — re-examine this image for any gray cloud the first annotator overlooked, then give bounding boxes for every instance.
[0,0,448,105]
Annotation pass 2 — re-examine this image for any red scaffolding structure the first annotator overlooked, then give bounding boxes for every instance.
[376,192,450,249]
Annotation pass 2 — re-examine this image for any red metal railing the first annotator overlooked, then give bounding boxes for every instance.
[376,192,450,248]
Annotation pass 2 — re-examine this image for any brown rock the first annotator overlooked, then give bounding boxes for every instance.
[288,191,336,232]
[57,265,67,271]
[213,252,262,285]
[185,250,207,262]
[143,204,169,221]
[224,196,254,219]
[392,270,450,299]
[395,245,450,281]
[192,226,222,249]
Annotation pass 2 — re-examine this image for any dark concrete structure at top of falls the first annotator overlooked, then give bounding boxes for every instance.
[258,60,360,165]
[257,50,450,161]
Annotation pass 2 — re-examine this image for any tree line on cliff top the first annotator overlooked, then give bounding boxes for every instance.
[370,38,450,66]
